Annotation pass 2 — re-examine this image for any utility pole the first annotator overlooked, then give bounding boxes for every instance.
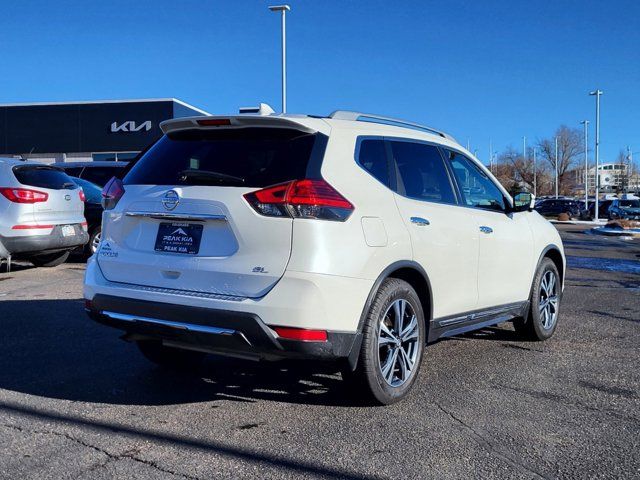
[489,138,492,171]
[533,147,537,197]
[581,120,589,209]
[590,90,603,220]
[268,5,291,113]
[627,146,632,193]
[555,136,559,198]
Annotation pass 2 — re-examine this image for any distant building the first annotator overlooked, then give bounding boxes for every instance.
[585,162,640,193]
[0,98,209,164]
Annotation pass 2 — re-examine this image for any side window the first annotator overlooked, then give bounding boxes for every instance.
[446,150,506,212]
[390,140,456,204]
[357,139,390,187]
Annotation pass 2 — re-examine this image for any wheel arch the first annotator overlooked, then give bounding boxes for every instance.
[539,244,564,289]
[346,260,433,370]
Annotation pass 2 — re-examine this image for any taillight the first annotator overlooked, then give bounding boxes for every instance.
[78,188,86,202]
[0,187,48,203]
[272,327,328,342]
[102,176,125,210]
[244,179,354,221]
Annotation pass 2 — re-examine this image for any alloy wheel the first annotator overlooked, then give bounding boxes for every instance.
[91,231,101,254]
[539,270,559,330]
[378,298,420,387]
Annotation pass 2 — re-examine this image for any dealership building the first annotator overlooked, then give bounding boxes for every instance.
[0,98,209,164]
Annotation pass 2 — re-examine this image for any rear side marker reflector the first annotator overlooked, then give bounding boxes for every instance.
[12,224,54,230]
[273,327,328,342]
[244,179,354,221]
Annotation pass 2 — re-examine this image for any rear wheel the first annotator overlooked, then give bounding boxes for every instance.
[29,250,70,267]
[514,258,561,341]
[344,278,425,405]
[137,340,206,368]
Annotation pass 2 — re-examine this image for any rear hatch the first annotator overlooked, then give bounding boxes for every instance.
[12,164,84,227]
[97,121,327,299]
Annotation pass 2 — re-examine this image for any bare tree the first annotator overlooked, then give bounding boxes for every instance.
[537,126,584,195]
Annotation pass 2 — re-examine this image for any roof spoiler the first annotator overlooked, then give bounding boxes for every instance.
[160,114,316,135]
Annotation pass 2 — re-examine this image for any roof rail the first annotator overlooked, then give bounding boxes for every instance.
[328,110,456,142]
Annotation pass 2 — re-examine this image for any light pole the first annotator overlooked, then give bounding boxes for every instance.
[269,4,291,113]
[581,120,589,209]
[590,90,603,220]
[522,136,527,189]
[533,147,537,197]
[554,136,559,198]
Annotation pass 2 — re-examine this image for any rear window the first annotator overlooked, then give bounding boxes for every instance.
[81,166,126,187]
[124,128,323,188]
[12,166,76,190]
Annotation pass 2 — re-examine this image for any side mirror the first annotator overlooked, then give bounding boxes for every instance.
[510,192,535,213]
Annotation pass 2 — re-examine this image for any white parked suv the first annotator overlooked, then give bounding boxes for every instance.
[84,108,565,404]
[1,158,88,269]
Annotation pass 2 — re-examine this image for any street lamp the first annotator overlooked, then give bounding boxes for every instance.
[590,89,603,221]
[554,136,559,198]
[580,120,589,210]
[533,147,537,197]
[268,4,291,113]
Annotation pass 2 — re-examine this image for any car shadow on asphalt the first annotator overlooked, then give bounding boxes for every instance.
[0,299,366,408]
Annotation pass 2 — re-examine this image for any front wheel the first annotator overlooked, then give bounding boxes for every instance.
[514,258,561,341]
[344,278,426,405]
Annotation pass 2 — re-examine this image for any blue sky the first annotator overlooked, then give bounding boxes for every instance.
[0,0,638,163]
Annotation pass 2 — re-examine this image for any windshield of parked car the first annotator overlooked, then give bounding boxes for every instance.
[619,200,640,208]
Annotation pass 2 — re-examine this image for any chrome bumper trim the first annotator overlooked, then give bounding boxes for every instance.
[124,211,227,222]
[101,310,238,336]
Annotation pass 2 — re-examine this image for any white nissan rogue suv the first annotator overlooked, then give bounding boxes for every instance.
[84,108,565,405]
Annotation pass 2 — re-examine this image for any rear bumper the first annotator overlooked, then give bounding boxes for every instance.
[0,224,88,255]
[86,294,356,361]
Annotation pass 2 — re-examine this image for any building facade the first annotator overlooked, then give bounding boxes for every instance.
[585,162,640,193]
[0,99,208,164]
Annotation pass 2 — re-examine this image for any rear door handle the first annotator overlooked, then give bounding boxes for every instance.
[479,226,493,234]
[410,217,430,226]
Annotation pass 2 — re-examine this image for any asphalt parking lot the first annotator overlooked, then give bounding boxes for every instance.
[0,224,638,479]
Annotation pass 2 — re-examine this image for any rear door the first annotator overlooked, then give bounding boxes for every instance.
[389,139,479,318]
[97,126,325,299]
[12,165,84,227]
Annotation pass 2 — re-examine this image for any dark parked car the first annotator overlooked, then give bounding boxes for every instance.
[608,198,640,220]
[580,200,613,220]
[535,198,582,218]
[54,161,129,187]
[71,177,103,255]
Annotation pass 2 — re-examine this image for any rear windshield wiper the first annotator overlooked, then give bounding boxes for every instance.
[61,182,77,189]
[178,169,245,186]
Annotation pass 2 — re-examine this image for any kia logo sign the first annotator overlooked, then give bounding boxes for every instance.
[110,120,152,133]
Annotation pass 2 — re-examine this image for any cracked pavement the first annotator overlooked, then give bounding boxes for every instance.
[0,224,639,479]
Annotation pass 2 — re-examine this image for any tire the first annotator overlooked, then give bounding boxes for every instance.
[29,250,70,267]
[85,227,101,256]
[514,258,561,341]
[344,278,426,405]
[136,340,206,369]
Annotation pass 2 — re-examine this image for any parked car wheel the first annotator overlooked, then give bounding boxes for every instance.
[88,227,101,255]
[514,258,561,341]
[137,340,206,369]
[346,278,425,405]
[28,250,70,268]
